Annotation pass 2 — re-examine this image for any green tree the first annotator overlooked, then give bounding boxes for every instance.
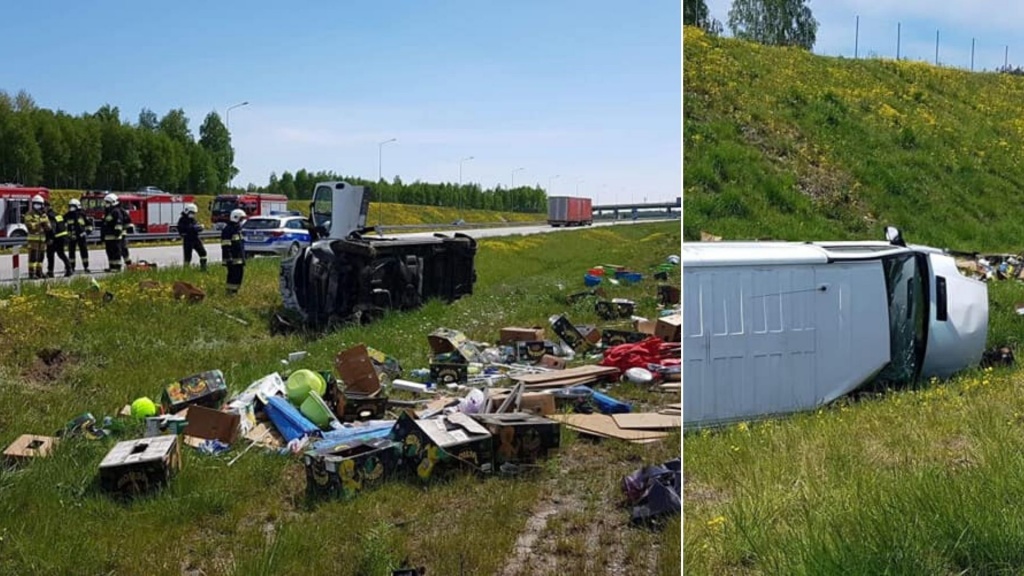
[138,108,159,131]
[727,0,818,50]
[198,112,232,191]
[279,171,297,199]
[685,0,723,35]
[158,109,193,146]
[34,110,69,187]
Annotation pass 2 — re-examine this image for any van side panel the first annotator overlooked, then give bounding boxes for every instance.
[684,261,891,428]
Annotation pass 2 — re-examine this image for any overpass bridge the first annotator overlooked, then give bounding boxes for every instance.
[593,197,680,219]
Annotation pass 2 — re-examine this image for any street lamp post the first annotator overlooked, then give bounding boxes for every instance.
[459,156,474,212]
[225,101,249,190]
[511,167,524,212]
[377,138,397,227]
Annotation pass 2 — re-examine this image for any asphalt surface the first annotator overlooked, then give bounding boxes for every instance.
[0,218,676,285]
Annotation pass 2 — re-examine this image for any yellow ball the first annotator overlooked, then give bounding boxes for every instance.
[131,397,157,419]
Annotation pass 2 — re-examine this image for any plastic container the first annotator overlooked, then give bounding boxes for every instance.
[587,267,605,277]
[286,369,327,405]
[620,272,643,285]
[584,274,602,287]
[299,391,334,429]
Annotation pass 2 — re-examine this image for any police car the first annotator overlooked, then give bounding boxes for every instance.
[241,212,313,257]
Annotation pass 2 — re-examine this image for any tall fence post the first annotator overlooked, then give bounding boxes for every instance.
[971,38,975,71]
[855,15,859,59]
[897,22,901,60]
[935,29,940,66]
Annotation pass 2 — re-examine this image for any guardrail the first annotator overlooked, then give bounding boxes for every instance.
[0,230,221,249]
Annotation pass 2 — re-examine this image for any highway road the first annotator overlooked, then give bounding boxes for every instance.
[0,218,676,285]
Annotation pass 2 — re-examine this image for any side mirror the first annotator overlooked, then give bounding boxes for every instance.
[885,226,906,247]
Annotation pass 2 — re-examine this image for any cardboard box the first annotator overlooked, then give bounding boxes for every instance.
[486,391,556,416]
[99,435,181,496]
[595,299,636,320]
[658,285,681,306]
[656,314,682,343]
[389,412,494,479]
[336,393,389,422]
[429,362,468,385]
[499,326,546,345]
[549,314,593,353]
[634,318,658,335]
[471,413,561,465]
[537,355,566,370]
[3,434,58,464]
[578,325,603,345]
[427,328,482,363]
[601,329,650,348]
[162,369,228,413]
[183,405,240,445]
[515,340,555,363]
[304,437,400,499]
[334,344,381,395]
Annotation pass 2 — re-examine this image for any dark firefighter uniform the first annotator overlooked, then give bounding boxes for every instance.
[221,220,245,294]
[45,205,72,277]
[102,205,129,271]
[24,206,50,280]
[178,212,207,270]
[118,205,133,266]
[64,207,93,273]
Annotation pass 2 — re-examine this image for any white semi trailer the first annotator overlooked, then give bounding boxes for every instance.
[683,228,988,430]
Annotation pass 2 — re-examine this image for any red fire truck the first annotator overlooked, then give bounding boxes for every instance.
[81,191,195,234]
[0,185,51,237]
[211,194,289,229]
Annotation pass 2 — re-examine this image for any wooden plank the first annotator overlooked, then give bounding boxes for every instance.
[515,365,619,385]
[612,413,681,430]
[548,413,668,442]
[658,408,681,416]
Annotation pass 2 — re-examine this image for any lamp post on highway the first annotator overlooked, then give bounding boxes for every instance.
[548,175,560,194]
[225,101,249,190]
[377,137,397,227]
[511,167,524,212]
[459,156,474,212]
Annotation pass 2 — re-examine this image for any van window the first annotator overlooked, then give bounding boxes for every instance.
[874,253,929,385]
[312,185,333,229]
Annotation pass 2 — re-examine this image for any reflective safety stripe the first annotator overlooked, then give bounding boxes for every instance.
[232,235,241,241]
[221,240,232,246]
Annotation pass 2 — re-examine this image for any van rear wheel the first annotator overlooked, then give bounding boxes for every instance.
[287,242,301,257]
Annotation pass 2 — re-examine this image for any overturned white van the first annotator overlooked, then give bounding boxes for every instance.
[683,229,988,430]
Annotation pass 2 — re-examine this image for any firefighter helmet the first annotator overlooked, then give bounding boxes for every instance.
[69,198,82,210]
[184,203,198,215]
[31,195,45,208]
[103,193,119,206]
[230,209,246,223]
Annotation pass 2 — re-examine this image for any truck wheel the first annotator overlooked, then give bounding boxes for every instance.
[288,242,301,257]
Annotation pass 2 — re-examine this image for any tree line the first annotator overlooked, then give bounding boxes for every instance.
[247,170,547,213]
[0,90,235,194]
[0,89,549,212]
[686,0,818,51]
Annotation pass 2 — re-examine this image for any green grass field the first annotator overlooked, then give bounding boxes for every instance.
[0,221,681,575]
[684,24,1024,575]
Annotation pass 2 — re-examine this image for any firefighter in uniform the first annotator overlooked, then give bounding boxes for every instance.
[221,208,247,294]
[177,203,207,271]
[24,195,50,280]
[44,200,72,277]
[64,198,92,274]
[101,193,128,272]
[117,201,133,266]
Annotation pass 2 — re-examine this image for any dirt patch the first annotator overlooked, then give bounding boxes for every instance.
[22,348,76,385]
[684,476,730,507]
[499,490,577,576]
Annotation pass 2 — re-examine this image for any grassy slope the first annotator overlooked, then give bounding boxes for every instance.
[684,26,1024,574]
[684,27,1024,252]
[0,222,681,576]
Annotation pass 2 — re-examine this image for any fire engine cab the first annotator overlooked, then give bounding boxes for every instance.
[0,185,50,237]
[81,191,195,234]
[211,194,289,229]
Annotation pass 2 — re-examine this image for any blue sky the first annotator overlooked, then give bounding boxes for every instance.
[0,1,681,204]
[704,0,1021,71]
